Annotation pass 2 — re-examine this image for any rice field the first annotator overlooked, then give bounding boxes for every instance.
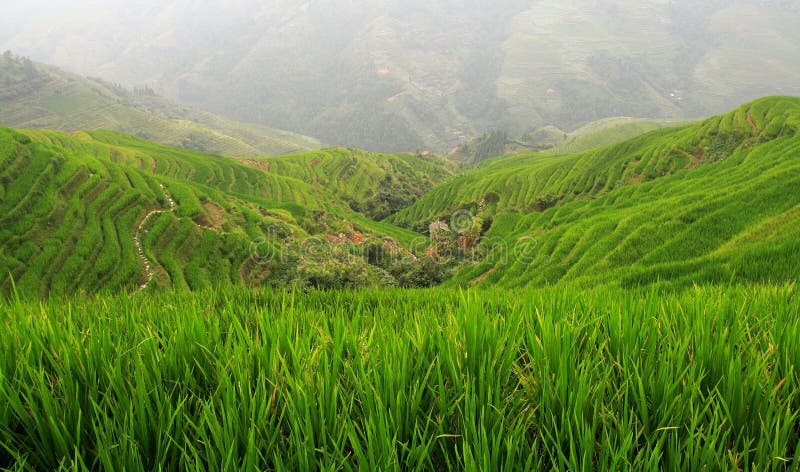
[248,147,452,220]
[1,96,799,470]
[0,128,425,297]
[391,97,800,288]
[0,284,798,470]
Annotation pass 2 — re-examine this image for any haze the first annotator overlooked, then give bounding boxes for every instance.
[3,0,800,152]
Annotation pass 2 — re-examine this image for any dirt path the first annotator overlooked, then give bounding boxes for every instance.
[309,155,323,169]
[243,159,271,173]
[746,111,759,133]
[309,156,323,188]
[135,184,176,290]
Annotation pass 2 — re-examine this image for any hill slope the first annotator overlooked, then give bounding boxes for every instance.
[247,148,452,220]
[389,97,800,287]
[0,128,430,297]
[3,98,799,295]
[3,1,799,151]
[543,117,676,156]
[0,53,321,157]
[447,117,673,164]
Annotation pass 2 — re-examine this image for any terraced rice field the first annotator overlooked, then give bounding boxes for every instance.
[390,97,800,288]
[0,128,424,296]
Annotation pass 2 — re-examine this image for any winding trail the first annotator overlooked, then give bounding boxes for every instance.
[135,184,176,290]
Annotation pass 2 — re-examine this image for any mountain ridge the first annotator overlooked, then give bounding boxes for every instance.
[0,52,322,157]
[4,1,798,152]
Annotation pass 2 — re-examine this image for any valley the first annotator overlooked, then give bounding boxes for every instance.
[2,97,798,297]
[1,49,799,468]
[4,1,799,152]
[3,0,800,467]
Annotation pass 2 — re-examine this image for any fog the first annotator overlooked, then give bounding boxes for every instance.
[3,0,800,151]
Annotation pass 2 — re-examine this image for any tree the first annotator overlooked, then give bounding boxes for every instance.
[364,242,388,268]
[473,131,508,161]
[390,255,451,288]
[21,57,35,78]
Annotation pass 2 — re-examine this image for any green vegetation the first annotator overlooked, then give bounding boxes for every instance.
[448,118,672,165]
[0,53,321,157]
[544,117,674,156]
[1,284,798,470]
[0,128,438,297]
[250,147,452,219]
[1,96,800,470]
[3,97,799,296]
[391,97,800,288]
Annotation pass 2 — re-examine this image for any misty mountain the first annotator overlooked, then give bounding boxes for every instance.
[3,0,800,152]
[0,53,322,156]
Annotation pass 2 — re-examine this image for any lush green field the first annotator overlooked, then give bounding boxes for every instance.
[391,97,800,288]
[0,284,798,470]
[0,54,322,157]
[1,87,799,470]
[3,97,799,296]
[0,128,438,297]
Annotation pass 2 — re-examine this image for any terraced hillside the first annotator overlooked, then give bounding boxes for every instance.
[3,97,799,295]
[0,129,426,297]
[448,117,673,164]
[248,148,452,219]
[0,53,321,157]
[389,97,800,287]
[543,117,675,156]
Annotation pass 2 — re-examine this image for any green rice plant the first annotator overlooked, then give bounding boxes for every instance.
[0,284,798,470]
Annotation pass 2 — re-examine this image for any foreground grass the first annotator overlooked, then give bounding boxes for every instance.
[1,285,798,470]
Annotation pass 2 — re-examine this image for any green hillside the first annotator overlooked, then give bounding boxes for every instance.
[1,97,799,470]
[0,53,321,157]
[544,117,675,156]
[448,118,672,165]
[389,97,800,287]
[3,3,800,469]
[248,148,452,219]
[3,97,799,296]
[0,128,433,297]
